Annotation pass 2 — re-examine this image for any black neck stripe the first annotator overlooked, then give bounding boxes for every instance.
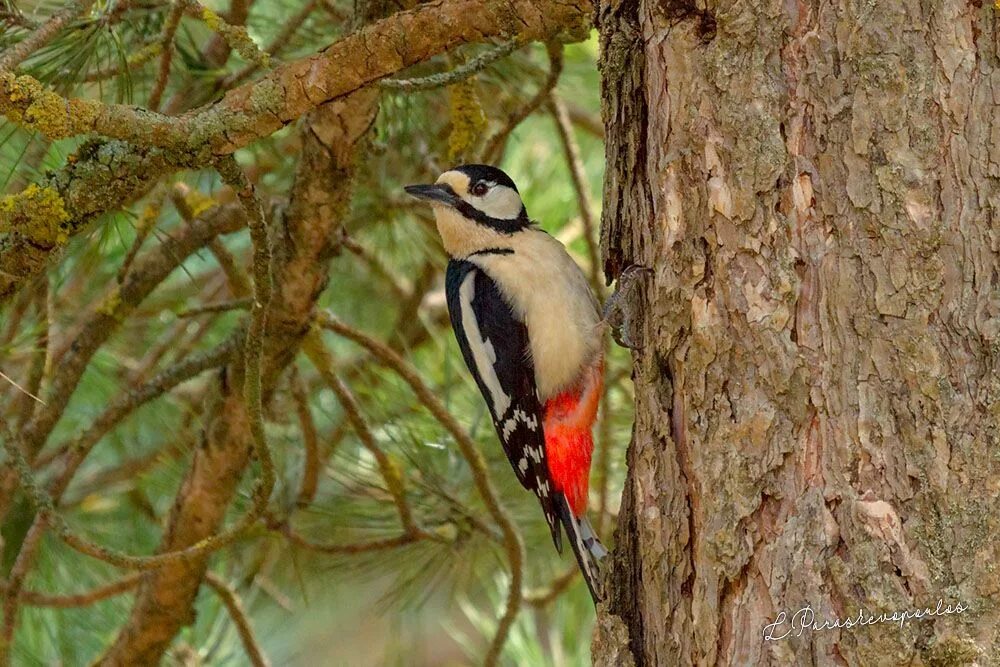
[454,200,530,234]
[469,247,515,257]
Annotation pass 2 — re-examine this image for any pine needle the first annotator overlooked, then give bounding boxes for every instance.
[0,368,46,405]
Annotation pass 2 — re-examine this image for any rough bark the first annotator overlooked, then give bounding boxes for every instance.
[594,0,1000,665]
[98,90,378,665]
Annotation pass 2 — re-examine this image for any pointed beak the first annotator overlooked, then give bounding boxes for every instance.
[404,183,459,207]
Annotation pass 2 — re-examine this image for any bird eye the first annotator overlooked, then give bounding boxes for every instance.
[470,182,490,197]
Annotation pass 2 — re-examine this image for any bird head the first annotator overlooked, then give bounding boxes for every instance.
[405,165,531,257]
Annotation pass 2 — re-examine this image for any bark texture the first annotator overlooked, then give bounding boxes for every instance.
[594,0,1000,665]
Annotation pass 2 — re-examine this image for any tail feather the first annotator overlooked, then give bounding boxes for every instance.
[556,495,607,603]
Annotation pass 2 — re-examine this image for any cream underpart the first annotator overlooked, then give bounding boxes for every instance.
[469,230,601,400]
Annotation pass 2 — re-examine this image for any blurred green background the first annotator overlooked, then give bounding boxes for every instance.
[1,2,628,664]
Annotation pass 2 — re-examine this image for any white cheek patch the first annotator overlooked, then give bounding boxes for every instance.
[473,185,523,220]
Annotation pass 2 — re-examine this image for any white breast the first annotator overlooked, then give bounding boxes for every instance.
[470,230,601,399]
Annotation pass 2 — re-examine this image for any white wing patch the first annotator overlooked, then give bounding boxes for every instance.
[459,272,511,418]
[501,408,538,441]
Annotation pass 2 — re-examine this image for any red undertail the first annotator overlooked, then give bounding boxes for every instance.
[542,358,604,516]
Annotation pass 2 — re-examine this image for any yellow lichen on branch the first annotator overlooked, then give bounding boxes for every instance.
[448,79,487,162]
[0,72,100,140]
[184,0,271,68]
[0,184,71,246]
[0,0,591,152]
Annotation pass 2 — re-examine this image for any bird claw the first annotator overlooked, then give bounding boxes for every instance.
[602,264,652,350]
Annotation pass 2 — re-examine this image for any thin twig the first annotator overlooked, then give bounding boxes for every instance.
[524,567,578,606]
[0,0,96,71]
[303,331,417,534]
[49,335,240,502]
[290,367,320,508]
[148,1,184,111]
[481,43,563,163]
[0,10,41,31]
[11,282,49,427]
[317,312,524,666]
[61,439,187,506]
[0,337,237,642]
[180,0,270,67]
[565,102,603,139]
[0,213,260,574]
[2,519,49,652]
[221,0,318,88]
[341,236,408,302]
[117,186,166,284]
[127,275,227,383]
[549,93,602,292]
[0,279,34,349]
[9,201,246,472]
[215,153,276,536]
[0,369,44,407]
[275,522,427,555]
[171,183,253,297]
[176,298,252,317]
[381,40,519,92]
[204,573,270,667]
[0,574,141,608]
[83,40,162,82]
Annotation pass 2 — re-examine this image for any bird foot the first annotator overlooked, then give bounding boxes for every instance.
[602,264,652,350]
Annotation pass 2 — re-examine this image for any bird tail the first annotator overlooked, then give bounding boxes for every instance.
[556,495,608,603]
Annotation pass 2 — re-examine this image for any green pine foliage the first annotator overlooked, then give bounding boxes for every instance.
[0,2,625,664]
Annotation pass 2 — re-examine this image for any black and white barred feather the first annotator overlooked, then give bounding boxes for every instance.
[445,258,607,601]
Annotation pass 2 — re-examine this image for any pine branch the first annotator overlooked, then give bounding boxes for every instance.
[0,574,141,608]
[304,330,420,535]
[204,573,270,667]
[317,312,526,666]
[0,0,96,71]
[290,366,321,508]
[0,0,592,303]
[180,0,270,68]
[273,521,429,554]
[176,297,252,317]
[147,2,184,111]
[100,90,376,665]
[525,567,578,606]
[221,0,319,89]
[482,42,563,162]
[549,93,602,292]
[381,40,519,92]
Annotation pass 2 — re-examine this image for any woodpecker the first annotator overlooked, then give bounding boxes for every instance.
[405,164,607,602]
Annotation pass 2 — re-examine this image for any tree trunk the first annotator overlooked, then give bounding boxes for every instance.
[594,1,1000,665]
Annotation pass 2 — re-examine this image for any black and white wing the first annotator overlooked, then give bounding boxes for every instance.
[445,258,562,552]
